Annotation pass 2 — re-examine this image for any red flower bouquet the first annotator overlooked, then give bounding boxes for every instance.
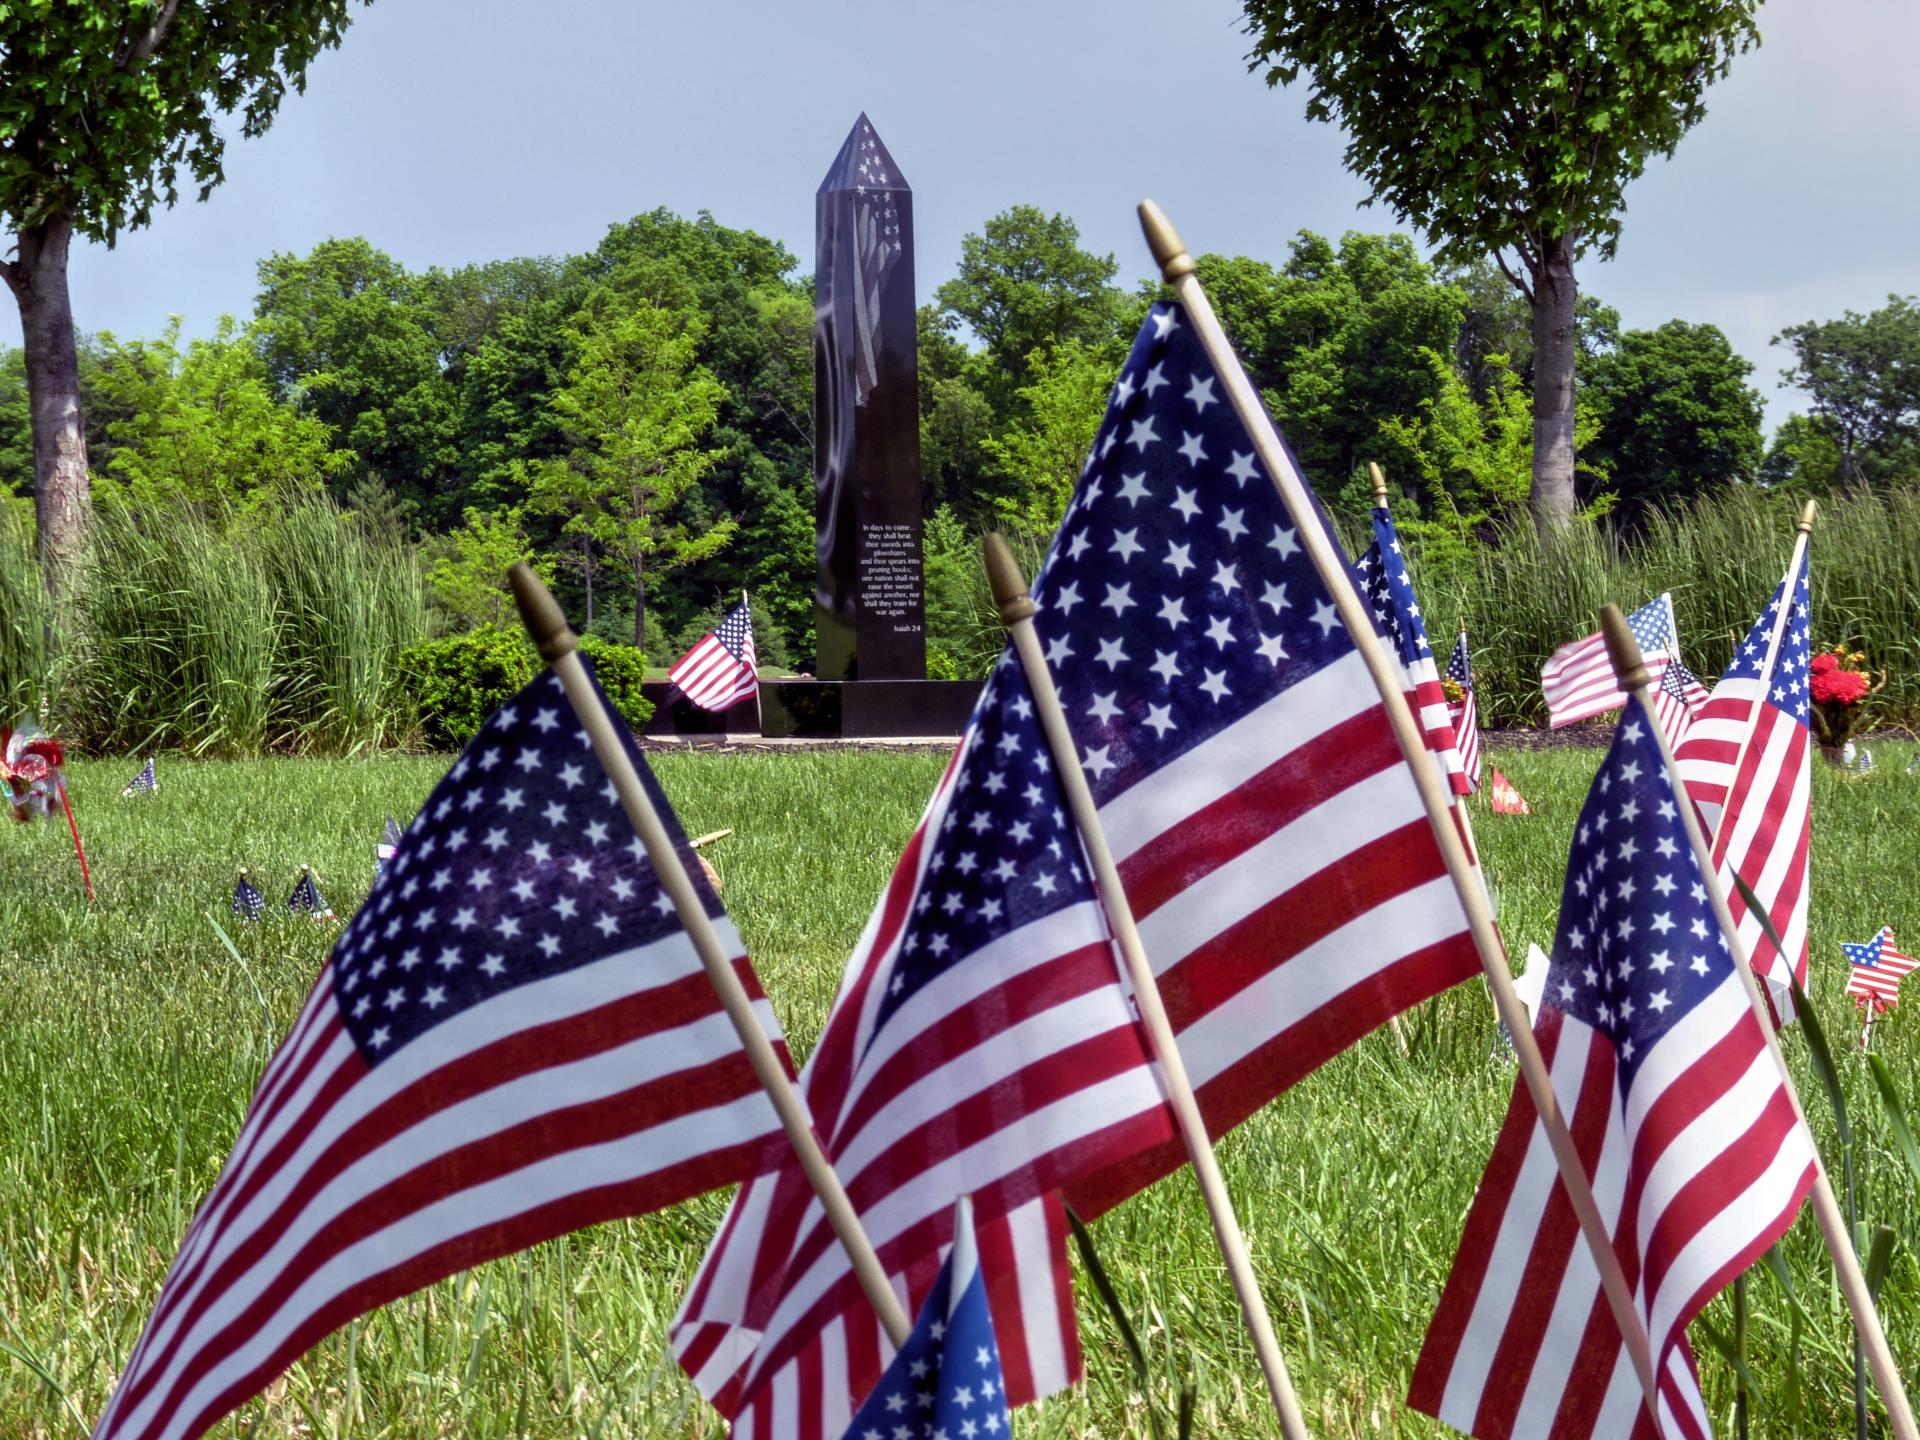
[1808,645,1881,754]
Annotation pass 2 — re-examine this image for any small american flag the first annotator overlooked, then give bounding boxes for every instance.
[231,872,265,923]
[121,757,158,797]
[840,1197,1012,1440]
[1674,552,1812,1022]
[1358,508,1471,796]
[95,664,790,1440]
[285,866,334,924]
[1843,927,1917,1014]
[1445,631,1481,793]
[669,600,759,712]
[374,815,403,880]
[1410,696,1818,1439]
[1540,595,1707,729]
[1655,654,1703,748]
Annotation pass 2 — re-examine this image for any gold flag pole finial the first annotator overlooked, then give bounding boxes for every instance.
[509,564,576,663]
[1368,462,1389,506]
[983,532,1037,624]
[1138,199,1196,281]
[1799,498,1819,534]
[1598,603,1651,693]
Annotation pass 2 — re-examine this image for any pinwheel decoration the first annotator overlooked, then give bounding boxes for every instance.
[2,719,93,899]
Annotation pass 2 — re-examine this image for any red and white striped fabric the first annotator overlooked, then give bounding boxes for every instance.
[94,668,788,1440]
[1541,594,1705,729]
[1445,631,1482,793]
[1411,699,1817,1440]
[1674,550,1813,1021]
[1358,507,1472,797]
[672,659,1177,1439]
[669,599,759,711]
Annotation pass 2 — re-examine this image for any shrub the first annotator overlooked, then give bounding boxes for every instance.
[0,498,47,721]
[398,627,538,750]
[574,634,654,732]
[398,629,652,751]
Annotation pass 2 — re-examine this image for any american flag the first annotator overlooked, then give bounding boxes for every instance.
[1843,927,1917,1014]
[669,599,759,712]
[285,866,334,923]
[1409,696,1818,1440]
[1673,552,1812,1022]
[1020,301,1485,1213]
[672,653,1173,1438]
[231,871,265,923]
[1358,507,1471,796]
[375,815,403,880]
[1446,632,1482,792]
[848,117,905,406]
[841,1197,1013,1440]
[95,665,789,1440]
[1655,654,1703,748]
[1540,595,1708,729]
[122,757,158,797]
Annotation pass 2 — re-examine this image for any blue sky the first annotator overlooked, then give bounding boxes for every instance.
[11,0,1916,427]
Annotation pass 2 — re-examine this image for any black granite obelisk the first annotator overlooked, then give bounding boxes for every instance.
[814,114,923,681]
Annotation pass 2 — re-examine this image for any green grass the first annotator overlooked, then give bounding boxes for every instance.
[3,745,1918,1437]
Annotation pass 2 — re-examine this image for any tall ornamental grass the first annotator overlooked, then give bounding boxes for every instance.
[66,494,426,757]
[0,500,48,722]
[1417,486,1920,727]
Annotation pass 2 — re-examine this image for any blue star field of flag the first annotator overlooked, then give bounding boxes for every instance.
[711,601,755,665]
[1543,697,1728,1083]
[1843,932,1893,972]
[1724,552,1812,722]
[288,868,330,916]
[1359,508,1437,666]
[328,666,721,1063]
[843,1223,1012,1440]
[872,656,1093,1035]
[1026,302,1359,806]
[233,872,265,922]
[1446,633,1473,690]
[1624,595,1682,664]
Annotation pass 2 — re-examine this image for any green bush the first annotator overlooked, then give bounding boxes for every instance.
[0,498,47,721]
[398,627,539,750]
[398,629,653,751]
[574,634,654,733]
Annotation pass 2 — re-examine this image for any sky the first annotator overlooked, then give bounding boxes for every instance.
[9,0,1917,429]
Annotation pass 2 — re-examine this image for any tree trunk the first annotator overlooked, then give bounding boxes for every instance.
[633,552,645,651]
[1528,234,1579,535]
[2,216,92,587]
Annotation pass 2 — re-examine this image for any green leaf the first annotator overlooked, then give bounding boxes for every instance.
[1869,1053,1920,1191]
[1863,1226,1897,1304]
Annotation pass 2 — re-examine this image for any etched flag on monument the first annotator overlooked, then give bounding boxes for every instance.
[94,664,790,1440]
[1410,696,1816,1439]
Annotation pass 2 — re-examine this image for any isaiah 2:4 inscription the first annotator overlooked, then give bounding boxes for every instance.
[858,522,923,633]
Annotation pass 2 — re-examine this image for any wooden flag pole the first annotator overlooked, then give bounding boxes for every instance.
[1703,501,1816,872]
[744,588,765,737]
[1138,199,1662,1425]
[1363,464,1412,1057]
[1599,604,1919,1440]
[507,563,912,1349]
[984,532,1314,1440]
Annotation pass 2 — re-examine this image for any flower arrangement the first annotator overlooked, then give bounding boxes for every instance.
[1808,644,1883,755]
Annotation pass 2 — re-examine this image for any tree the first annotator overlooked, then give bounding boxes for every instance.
[254,237,460,524]
[934,207,1125,408]
[1582,320,1763,515]
[981,341,1119,536]
[0,1,364,580]
[1241,1,1760,532]
[422,506,542,631]
[1773,295,1920,485]
[83,316,347,510]
[525,300,731,647]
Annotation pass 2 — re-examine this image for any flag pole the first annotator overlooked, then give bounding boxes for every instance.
[507,563,912,1349]
[1138,199,1662,1424]
[1362,463,1412,1057]
[743,589,765,738]
[983,532,1314,1440]
[1599,604,1919,1440]
[1704,501,1816,873]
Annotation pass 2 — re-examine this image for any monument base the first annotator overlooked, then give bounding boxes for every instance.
[639,680,980,739]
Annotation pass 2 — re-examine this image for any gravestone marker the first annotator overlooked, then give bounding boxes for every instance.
[814,113,924,680]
